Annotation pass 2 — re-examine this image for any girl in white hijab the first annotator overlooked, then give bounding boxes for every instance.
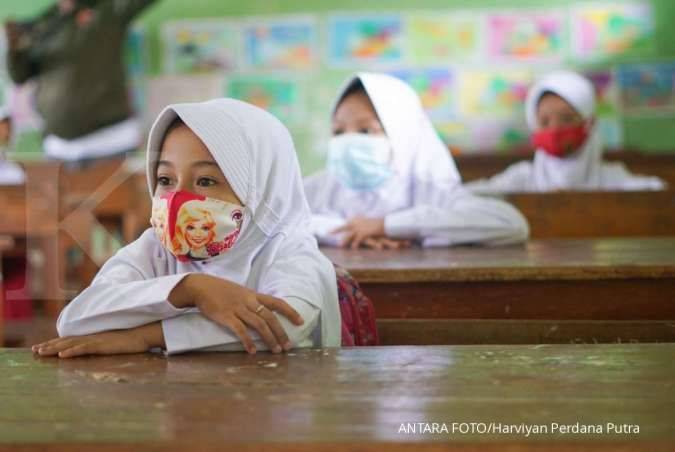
[33,98,341,357]
[305,72,529,249]
[467,70,666,194]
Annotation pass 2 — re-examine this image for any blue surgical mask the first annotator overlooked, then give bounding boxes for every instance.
[326,133,393,191]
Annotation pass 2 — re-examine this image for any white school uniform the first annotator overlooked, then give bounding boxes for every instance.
[43,117,142,161]
[57,99,341,354]
[304,72,529,247]
[467,71,666,194]
[0,157,25,185]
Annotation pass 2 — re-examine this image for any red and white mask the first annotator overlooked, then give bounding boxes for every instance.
[150,190,244,262]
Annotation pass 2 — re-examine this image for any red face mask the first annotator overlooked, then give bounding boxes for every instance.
[531,123,590,158]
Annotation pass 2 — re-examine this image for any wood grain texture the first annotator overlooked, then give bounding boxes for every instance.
[323,239,675,343]
[503,191,675,239]
[322,239,675,283]
[1,345,674,450]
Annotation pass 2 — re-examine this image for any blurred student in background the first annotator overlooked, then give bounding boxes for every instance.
[467,71,666,194]
[4,0,157,166]
[0,104,24,185]
[304,72,529,249]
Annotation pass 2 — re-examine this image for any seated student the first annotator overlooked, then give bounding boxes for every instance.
[0,105,25,185]
[304,72,529,249]
[467,70,666,194]
[32,99,344,357]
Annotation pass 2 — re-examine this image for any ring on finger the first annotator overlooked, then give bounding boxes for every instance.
[254,304,265,314]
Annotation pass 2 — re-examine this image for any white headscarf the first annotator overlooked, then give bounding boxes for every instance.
[146,99,340,346]
[525,70,605,190]
[305,72,462,218]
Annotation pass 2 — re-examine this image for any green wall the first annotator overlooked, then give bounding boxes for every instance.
[2,0,674,171]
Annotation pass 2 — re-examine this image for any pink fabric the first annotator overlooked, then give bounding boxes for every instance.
[2,257,33,320]
[335,265,378,346]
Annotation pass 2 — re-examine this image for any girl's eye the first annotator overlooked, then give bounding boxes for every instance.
[157,176,173,186]
[197,177,216,187]
[202,226,209,231]
[333,129,344,135]
[186,225,194,231]
[359,128,370,134]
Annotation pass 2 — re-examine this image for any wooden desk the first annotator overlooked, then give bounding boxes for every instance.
[60,159,149,287]
[0,163,64,314]
[0,159,149,314]
[456,151,675,187]
[1,344,673,451]
[0,236,15,346]
[502,191,675,238]
[323,238,675,345]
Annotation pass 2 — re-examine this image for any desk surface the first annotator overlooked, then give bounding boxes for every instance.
[502,191,675,239]
[322,238,675,283]
[1,345,674,451]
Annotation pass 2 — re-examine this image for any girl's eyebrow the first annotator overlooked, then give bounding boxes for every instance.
[157,160,219,169]
[192,161,220,168]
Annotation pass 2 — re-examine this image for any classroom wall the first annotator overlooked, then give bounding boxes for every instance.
[1,0,674,175]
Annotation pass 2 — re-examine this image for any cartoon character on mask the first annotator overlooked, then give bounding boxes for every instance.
[150,190,243,262]
[150,198,169,248]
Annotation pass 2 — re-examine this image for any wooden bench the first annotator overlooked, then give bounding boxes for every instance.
[1,344,673,451]
[323,238,675,345]
[502,190,675,238]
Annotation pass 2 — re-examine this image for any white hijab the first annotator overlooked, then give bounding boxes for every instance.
[146,99,340,346]
[305,72,462,218]
[525,70,607,191]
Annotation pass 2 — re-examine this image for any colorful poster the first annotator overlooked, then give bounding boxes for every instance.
[163,21,238,74]
[572,2,655,60]
[584,69,619,116]
[617,62,675,113]
[434,118,530,154]
[243,18,316,71]
[327,15,404,67]
[389,68,456,119]
[486,11,565,61]
[459,70,532,117]
[433,121,471,153]
[407,14,480,63]
[468,118,530,152]
[226,76,302,122]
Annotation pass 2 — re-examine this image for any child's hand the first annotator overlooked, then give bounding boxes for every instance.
[169,274,304,355]
[361,237,412,250]
[332,217,388,249]
[32,323,161,359]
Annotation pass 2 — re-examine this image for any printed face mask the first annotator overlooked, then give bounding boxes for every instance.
[150,190,244,262]
[531,122,591,158]
[327,133,393,191]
